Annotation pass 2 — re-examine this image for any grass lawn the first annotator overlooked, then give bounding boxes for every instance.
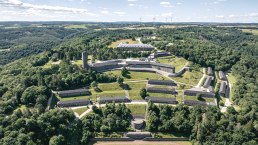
[58,95,91,101]
[127,104,146,115]
[73,107,88,116]
[184,95,215,102]
[127,82,146,100]
[227,72,236,100]
[157,56,188,72]
[106,70,168,81]
[109,39,140,48]
[147,92,176,98]
[154,132,190,138]
[172,70,203,86]
[89,83,126,102]
[241,29,258,35]
[43,60,61,69]
[72,60,83,66]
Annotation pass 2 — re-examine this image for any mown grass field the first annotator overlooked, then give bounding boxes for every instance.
[72,107,88,116]
[241,29,258,35]
[157,56,188,72]
[227,72,236,99]
[106,70,168,81]
[109,39,140,48]
[172,70,203,86]
[127,104,146,115]
[127,82,146,100]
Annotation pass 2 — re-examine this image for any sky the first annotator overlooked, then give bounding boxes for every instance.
[0,0,258,22]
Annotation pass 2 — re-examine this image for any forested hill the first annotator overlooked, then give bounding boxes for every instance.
[0,27,79,65]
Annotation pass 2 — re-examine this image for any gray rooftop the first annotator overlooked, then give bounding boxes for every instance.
[58,88,89,95]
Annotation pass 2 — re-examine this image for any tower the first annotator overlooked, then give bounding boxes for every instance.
[82,52,89,70]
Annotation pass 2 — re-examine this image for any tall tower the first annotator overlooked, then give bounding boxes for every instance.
[82,52,89,70]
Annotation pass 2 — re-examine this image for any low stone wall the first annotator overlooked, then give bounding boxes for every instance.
[91,137,134,141]
[143,137,189,141]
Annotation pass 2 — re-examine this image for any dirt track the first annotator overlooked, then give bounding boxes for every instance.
[93,141,191,145]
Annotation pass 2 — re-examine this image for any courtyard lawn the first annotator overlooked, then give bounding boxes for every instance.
[157,56,188,72]
[184,95,215,103]
[127,104,146,115]
[90,83,126,102]
[72,107,88,116]
[109,39,140,48]
[73,60,83,66]
[106,70,168,81]
[172,69,203,86]
[147,92,176,98]
[58,95,91,101]
[127,82,146,100]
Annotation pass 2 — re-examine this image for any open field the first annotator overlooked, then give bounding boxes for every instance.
[106,70,168,81]
[72,107,88,115]
[227,72,236,100]
[172,70,203,86]
[43,60,61,68]
[241,29,258,35]
[127,104,146,115]
[109,39,140,48]
[157,56,188,72]
[93,141,192,145]
[127,82,146,100]
[64,24,87,29]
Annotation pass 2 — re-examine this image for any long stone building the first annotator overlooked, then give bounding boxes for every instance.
[57,99,91,107]
[58,89,90,97]
[117,43,155,51]
[97,96,131,104]
[184,88,215,98]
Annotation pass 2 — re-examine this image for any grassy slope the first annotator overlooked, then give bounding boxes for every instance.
[172,70,203,86]
[127,82,146,100]
[106,70,169,81]
[72,107,88,116]
[157,56,188,72]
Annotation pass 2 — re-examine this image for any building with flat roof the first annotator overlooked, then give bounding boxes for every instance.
[57,99,91,107]
[147,80,177,86]
[146,87,177,94]
[117,43,155,51]
[97,96,131,104]
[58,89,90,97]
[145,97,178,104]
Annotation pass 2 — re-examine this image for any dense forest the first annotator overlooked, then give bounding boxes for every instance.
[0,24,257,144]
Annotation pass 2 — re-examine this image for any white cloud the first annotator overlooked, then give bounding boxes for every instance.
[160,2,170,5]
[129,3,135,6]
[0,0,95,15]
[128,0,138,1]
[216,15,225,18]
[101,10,109,14]
[176,2,182,5]
[160,12,173,17]
[160,1,174,8]
[113,11,126,16]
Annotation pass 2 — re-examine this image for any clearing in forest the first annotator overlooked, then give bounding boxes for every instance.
[109,39,140,48]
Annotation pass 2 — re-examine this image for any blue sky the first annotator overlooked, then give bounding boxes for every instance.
[0,0,258,22]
